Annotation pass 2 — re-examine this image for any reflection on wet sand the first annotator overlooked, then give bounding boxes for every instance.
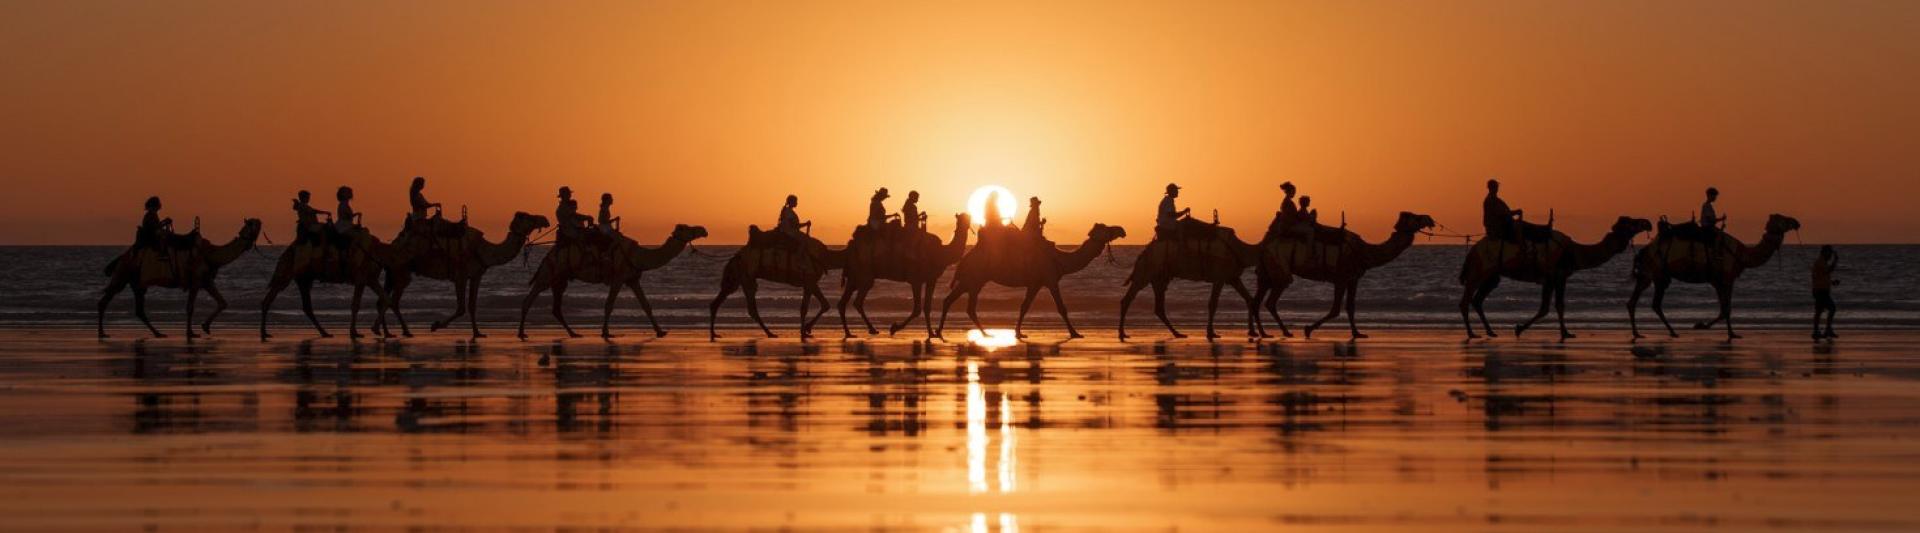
[0,329,1917,529]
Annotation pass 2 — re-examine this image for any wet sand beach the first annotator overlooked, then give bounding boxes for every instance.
[1,328,1917,530]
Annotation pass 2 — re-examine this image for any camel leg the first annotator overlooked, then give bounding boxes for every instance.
[1554,280,1575,340]
[708,275,740,341]
[384,271,413,337]
[1204,282,1224,341]
[934,284,970,340]
[889,282,924,336]
[1304,284,1345,339]
[1345,282,1367,339]
[296,280,329,338]
[805,285,833,339]
[1048,283,1083,339]
[599,282,622,339]
[552,280,582,338]
[348,284,366,339]
[1695,281,1731,332]
[183,287,199,341]
[431,277,465,333]
[798,285,815,339]
[1227,278,1258,339]
[853,287,878,335]
[628,281,666,337]
[466,279,486,339]
[98,275,130,339]
[1117,280,1149,341]
[743,282,775,338]
[1714,281,1740,340]
[1515,281,1553,338]
[1457,281,1479,339]
[921,283,937,339]
[1260,276,1294,338]
[132,286,164,338]
[367,277,397,339]
[1627,275,1651,339]
[517,282,548,340]
[1472,278,1500,338]
[1152,279,1183,338]
[965,289,986,334]
[202,285,227,334]
[1013,286,1040,339]
[836,284,856,338]
[1650,278,1678,338]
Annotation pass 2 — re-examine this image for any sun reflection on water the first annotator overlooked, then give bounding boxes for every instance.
[964,361,1019,496]
[965,329,1019,350]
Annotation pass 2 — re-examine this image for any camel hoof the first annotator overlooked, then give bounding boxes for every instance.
[1727,333,1742,340]
[567,333,584,339]
[201,324,213,334]
[516,333,529,341]
[1561,332,1577,340]
[1668,333,1680,339]
[98,333,110,340]
[1465,333,1479,340]
[1825,331,1839,339]
[654,329,669,338]
[867,328,880,335]
[1631,333,1644,340]
[1171,333,1188,339]
[186,332,200,340]
[473,332,488,339]
[1352,333,1370,340]
[601,333,617,340]
[1117,333,1129,342]
[765,333,779,339]
[1485,331,1499,338]
[1258,333,1274,339]
[152,333,168,339]
[429,323,445,332]
[1067,331,1084,339]
[709,334,720,342]
[1693,322,1711,330]
[1205,333,1220,341]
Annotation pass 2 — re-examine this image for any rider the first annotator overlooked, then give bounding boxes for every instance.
[292,190,330,243]
[1299,195,1318,225]
[408,176,442,222]
[1156,183,1190,239]
[335,186,360,233]
[1700,187,1725,234]
[983,191,1006,231]
[777,194,811,244]
[866,188,891,229]
[1273,182,1313,240]
[1482,179,1522,242]
[1023,196,1044,237]
[597,193,620,235]
[899,190,925,231]
[554,186,594,241]
[140,196,172,245]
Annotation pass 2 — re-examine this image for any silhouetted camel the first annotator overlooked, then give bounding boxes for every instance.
[1118,219,1259,341]
[1254,212,1435,339]
[381,212,549,339]
[98,219,262,339]
[707,228,845,340]
[259,228,422,340]
[1458,216,1652,340]
[935,224,1128,339]
[1628,214,1799,340]
[837,213,970,338]
[518,224,709,340]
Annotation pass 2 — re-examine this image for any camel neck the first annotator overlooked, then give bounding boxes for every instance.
[1740,230,1787,269]
[943,226,971,263]
[1055,235,1112,274]
[634,235,691,271]
[203,231,257,267]
[478,230,531,268]
[1358,229,1416,268]
[1570,230,1635,270]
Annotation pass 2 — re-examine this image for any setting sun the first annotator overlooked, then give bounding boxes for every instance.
[965,185,1019,228]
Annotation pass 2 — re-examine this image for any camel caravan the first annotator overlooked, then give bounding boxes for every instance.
[101,177,1813,343]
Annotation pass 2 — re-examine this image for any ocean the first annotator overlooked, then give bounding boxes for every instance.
[15,244,1916,334]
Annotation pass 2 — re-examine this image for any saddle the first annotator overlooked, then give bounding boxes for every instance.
[1659,220,1720,244]
[747,225,826,256]
[1486,220,1554,245]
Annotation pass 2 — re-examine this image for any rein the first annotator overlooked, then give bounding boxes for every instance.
[1419,222,1481,244]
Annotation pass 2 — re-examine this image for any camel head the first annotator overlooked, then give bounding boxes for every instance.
[1393,212,1436,234]
[1765,214,1801,235]
[672,224,710,242]
[953,212,971,231]
[1088,223,1127,244]
[1610,216,1654,238]
[239,218,264,243]
[509,212,551,236]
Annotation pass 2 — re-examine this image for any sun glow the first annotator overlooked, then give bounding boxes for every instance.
[965,186,1018,228]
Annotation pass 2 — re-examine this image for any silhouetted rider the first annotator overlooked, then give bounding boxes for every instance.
[867,188,891,229]
[408,176,442,222]
[1156,183,1190,239]
[1482,179,1522,242]
[899,190,925,231]
[292,190,330,243]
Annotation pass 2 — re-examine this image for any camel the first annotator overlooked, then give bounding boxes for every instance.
[836,213,970,338]
[1117,219,1261,341]
[380,212,550,339]
[517,224,709,340]
[98,219,263,339]
[259,228,423,340]
[1458,216,1653,340]
[935,224,1129,340]
[1628,214,1799,340]
[707,228,846,340]
[1253,212,1435,339]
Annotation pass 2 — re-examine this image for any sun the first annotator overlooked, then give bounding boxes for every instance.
[965,185,1018,228]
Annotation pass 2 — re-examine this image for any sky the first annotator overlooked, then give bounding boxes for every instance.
[1,0,1915,244]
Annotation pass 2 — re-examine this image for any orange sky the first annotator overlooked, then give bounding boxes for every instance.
[2,1,1915,244]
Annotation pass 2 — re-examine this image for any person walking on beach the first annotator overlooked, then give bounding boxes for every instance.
[1812,245,1839,340]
